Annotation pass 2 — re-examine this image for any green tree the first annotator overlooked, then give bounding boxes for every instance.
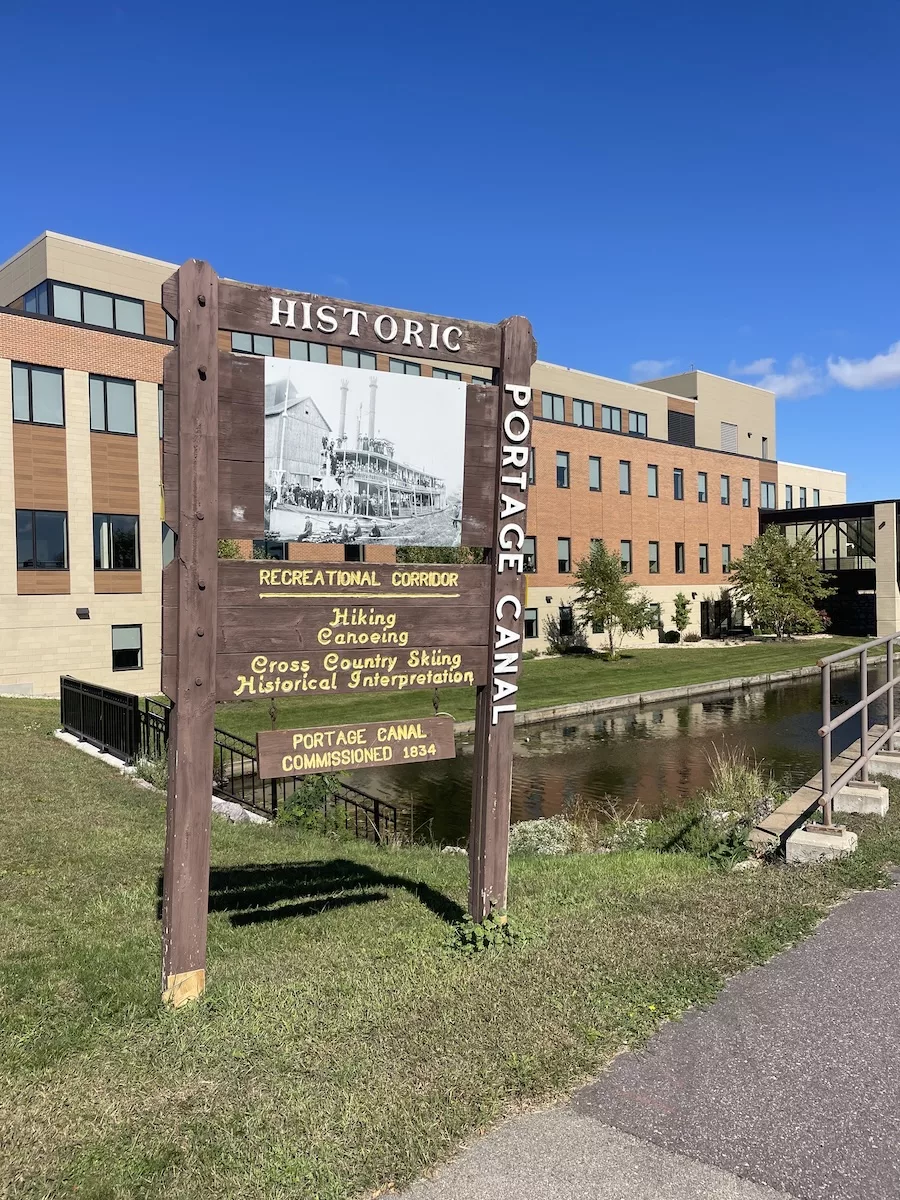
[672,591,691,634]
[572,539,657,659]
[729,526,835,639]
[217,538,242,559]
[395,545,484,565]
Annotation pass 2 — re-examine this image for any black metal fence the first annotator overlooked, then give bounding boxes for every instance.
[59,676,398,842]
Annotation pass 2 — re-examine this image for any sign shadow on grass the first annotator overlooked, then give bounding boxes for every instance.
[155,859,465,927]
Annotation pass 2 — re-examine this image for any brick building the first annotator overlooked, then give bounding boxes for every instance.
[0,231,847,695]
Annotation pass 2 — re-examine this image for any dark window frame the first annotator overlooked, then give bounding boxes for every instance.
[11,361,65,427]
[648,540,660,574]
[619,460,631,495]
[698,471,708,503]
[573,398,594,428]
[720,475,731,506]
[588,455,601,492]
[342,347,378,371]
[431,367,462,381]
[742,477,752,508]
[673,467,684,501]
[111,624,143,672]
[389,358,422,376]
[15,508,69,570]
[620,539,633,574]
[523,536,537,573]
[601,404,622,432]
[557,537,571,574]
[41,279,146,336]
[628,410,648,437]
[231,331,274,356]
[523,607,538,639]
[93,513,141,572]
[289,339,328,363]
[648,463,659,497]
[556,451,570,489]
[722,544,732,574]
[675,541,686,574]
[699,543,709,574]
[89,374,137,436]
[541,391,565,422]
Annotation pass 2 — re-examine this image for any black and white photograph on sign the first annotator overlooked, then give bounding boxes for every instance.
[264,357,466,546]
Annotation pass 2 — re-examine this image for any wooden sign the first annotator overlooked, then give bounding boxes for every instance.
[158,259,536,1009]
[257,717,455,778]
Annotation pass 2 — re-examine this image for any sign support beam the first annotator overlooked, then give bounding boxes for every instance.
[468,316,536,922]
[160,260,220,1007]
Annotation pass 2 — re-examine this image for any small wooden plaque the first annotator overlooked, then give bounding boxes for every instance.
[257,716,456,778]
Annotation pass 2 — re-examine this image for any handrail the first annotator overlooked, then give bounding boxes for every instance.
[818,633,900,826]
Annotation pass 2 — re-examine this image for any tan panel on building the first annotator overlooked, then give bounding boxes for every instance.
[17,570,70,595]
[94,570,142,594]
[13,424,68,509]
[144,301,168,341]
[90,432,140,512]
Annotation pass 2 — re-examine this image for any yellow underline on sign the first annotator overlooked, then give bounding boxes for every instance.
[257,591,462,599]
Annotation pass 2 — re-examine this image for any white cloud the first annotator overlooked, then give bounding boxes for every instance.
[729,357,775,377]
[630,358,677,381]
[756,356,825,400]
[827,341,900,390]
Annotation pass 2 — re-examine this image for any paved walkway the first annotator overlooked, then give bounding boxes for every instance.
[405,879,900,1200]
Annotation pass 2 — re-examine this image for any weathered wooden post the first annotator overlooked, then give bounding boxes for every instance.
[468,316,536,921]
[160,261,219,1007]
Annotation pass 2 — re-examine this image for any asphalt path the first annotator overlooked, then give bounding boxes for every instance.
[405,879,900,1200]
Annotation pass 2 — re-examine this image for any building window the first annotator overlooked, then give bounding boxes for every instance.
[232,331,274,355]
[342,349,377,370]
[93,514,140,571]
[16,509,68,570]
[649,602,661,630]
[523,536,537,572]
[158,385,164,439]
[742,478,751,508]
[557,538,571,573]
[720,475,730,506]
[601,404,622,432]
[89,376,136,435]
[112,624,143,672]
[760,481,776,509]
[620,540,632,573]
[573,398,594,427]
[556,451,570,488]
[699,543,709,574]
[619,460,631,494]
[12,362,64,426]
[252,538,289,559]
[675,542,685,574]
[673,468,684,501]
[431,367,462,380]
[588,456,601,491]
[722,544,732,574]
[668,409,695,447]
[698,471,708,503]
[290,339,328,363]
[390,359,421,375]
[166,312,176,342]
[541,392,564,421]
[22,281,50,314]
[524,608,538,639]
[761,436,769,460]
[785,484,793,509]
[344,544,365,562]
[647,464,659,497]
[472,375,492,385]
[528,451,535,485]
[628,410,647,437]
[799,487,807,508]
[648,541,659,574]
[43,281,145,335]
[813,488,820,506]
[558,606,575,636]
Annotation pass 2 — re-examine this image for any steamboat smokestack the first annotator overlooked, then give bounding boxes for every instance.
[338,378,349,441]
[367,375,378,442]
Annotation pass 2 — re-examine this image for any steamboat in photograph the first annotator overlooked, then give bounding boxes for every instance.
[264,357,466,547]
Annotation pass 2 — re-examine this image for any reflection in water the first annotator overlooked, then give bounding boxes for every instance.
[352,667,886,845]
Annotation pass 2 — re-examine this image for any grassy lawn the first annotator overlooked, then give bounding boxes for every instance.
[215,636,863,742]
[3,696,899,1198]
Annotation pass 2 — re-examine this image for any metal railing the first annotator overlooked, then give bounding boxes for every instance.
[59,677,398,841]
[818,634,900,826]
[60,676,141,760]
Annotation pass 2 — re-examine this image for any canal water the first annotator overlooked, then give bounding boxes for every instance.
[353,667,886,845]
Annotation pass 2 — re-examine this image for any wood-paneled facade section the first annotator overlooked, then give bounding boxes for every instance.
[13,423,68,509]
[90,432,142,594]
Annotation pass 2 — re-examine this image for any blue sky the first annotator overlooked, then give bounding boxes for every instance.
[2,1,898,500]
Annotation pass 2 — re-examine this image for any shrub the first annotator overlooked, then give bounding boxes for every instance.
[508,815,584,855]
[544,615,592,656]
[521,649,542,660]
[279,773,346,834]
[133,750,168,790]
[683,631,701,643]
[217,538,242,559]
[664,629,681,644]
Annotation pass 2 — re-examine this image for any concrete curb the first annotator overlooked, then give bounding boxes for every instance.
[452,657,861,735]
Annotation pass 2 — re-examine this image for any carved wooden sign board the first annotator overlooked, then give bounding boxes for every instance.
[159,260,536,1007]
